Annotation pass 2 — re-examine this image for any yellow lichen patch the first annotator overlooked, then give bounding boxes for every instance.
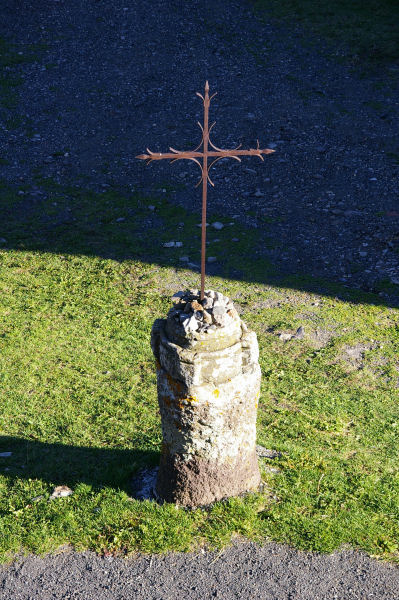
[174,396,198,411]
[213,389,220,398]
[182,395,198,404]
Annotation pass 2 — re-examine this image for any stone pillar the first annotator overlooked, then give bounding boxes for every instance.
[151,289,261,507]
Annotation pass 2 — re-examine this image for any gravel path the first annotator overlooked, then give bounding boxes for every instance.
[2,542,399,600]
[1,0,399,299]
[1,1,399,596]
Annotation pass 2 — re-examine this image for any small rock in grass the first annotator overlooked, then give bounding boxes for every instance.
[264,466,281,474]
[256,445,282,459]
[295,326,305,339]
[279,333,293,342]
[211,222,224,230]
[115,217,125,222]
[50,485,73,499]
[175,241,183,247]
[0,452,12,457]
[148,205,155,211]
[31,495,45,502]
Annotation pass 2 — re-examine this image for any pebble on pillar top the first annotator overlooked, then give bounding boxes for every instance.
[151,289,262,507]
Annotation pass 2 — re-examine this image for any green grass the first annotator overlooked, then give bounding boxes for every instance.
[1,180,399,563]
[251,0,399,67]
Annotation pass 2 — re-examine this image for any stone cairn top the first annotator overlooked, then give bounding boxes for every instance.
[169,289,240,335]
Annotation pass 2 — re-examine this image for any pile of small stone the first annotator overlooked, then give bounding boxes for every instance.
[169,289,238,334]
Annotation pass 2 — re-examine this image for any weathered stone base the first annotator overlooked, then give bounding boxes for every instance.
[155,450,261,507]
[151,293,262,508]
[154,357,261,506]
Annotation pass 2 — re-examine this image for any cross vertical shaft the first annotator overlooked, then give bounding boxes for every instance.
[136,82,275,300]
[201,82,210,300]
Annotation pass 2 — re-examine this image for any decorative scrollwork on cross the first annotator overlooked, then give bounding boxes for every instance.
[137,81,275,299]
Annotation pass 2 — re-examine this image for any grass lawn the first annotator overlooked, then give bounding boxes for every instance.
[1,179,399,563]
[251,0,399,67]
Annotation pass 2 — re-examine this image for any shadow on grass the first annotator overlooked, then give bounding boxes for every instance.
[1,178,398,309]
[0,435,159,495]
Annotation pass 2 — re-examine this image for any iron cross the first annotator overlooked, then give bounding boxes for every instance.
[136,81,275,300]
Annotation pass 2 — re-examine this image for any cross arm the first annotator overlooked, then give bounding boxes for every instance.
[135,150,203,162]
[136,148,275,163]
[216,148,275,159]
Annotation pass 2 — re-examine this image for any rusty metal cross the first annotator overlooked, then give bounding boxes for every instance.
[136,81,275,300]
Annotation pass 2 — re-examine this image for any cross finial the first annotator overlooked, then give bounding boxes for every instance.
[137,82,275,300]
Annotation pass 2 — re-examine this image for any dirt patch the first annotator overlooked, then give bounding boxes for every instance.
[308,328,336,349]
[272,326,336,348]
[340,342,377,368]
[251,299,283,310]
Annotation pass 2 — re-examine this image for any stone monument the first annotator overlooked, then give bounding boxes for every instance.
[151,289,261,507]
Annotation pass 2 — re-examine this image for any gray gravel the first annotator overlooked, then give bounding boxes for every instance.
[2,542,399,600]
[1,0,399,300]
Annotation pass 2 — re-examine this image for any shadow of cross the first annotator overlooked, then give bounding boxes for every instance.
[136,81,275,299]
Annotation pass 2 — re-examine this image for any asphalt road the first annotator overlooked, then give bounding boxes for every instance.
[1,542,399,600]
